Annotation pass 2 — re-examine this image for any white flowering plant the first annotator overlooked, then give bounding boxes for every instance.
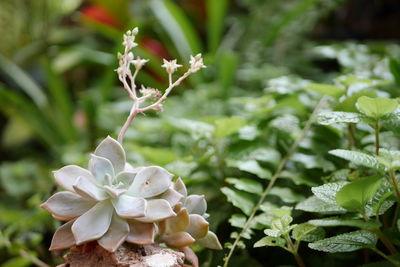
[41,27,220,265]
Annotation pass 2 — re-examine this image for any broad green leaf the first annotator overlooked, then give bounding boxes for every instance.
[133,146,178,165]
[366,179,395,216]
[254,236,286,248]
[292,223,317,241]
[168,118,214,140]
[270,215,293,234]
[311,182,348,205]
[225,178,263,195]
[269,187,305,203]
[213,117,246,138]
[317,112,361,125]
[226,159,271,179]
[336,175,382,211]
[356,96,398,120]
[221,187,255,216]
[308,230,378,252]
[329,149,385,171]
[389,58,400,86]
[296,196,346,214]
[335,91,377,113]
[217,52,239,99]
[308,217,381,229]
[307,83,345,98]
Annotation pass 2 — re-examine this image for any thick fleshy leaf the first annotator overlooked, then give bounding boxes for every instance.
[124,163,144,173]
[127,166,173,198]
[103,185,127,198]
[88,154,115,185]
[98,214,129,252]
[95,136,126,173]
[49,220,76,251]
[53,165,94,192]
[185,195,207,215]
[159,188,184,207]
[73,176,108,201]
[41,191,96,220]
[164,232,195,248]
[72,201,113,244]
[186,214,209,239]
[173,178,187,198]
[112,195,146,219]
[115,171,137,187]
[126,220,155,245]
[166,208,190,234]
[135,199,176,223]
[196,231,222,250]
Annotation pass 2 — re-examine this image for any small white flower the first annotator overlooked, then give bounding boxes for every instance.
[189,54,206,72]
[122,28,139,50]
[132,57,149,70]
[161,59,182,74]
[139,85,161,99]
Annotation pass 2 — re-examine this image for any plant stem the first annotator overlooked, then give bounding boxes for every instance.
[375,121,380,155]
[347,124,355,149]
[392,203,400,228]
[389,169,400,203]
[222,97,327,267]
[285,235,306,267]
[373,229,398,255]
[370,248,400,266]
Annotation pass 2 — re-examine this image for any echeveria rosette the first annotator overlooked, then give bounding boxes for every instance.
[159,178,222,250]
[41,136,176,252]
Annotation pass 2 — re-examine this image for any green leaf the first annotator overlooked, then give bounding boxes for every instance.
[336,175,382,211]
[296,196,346,214]
[214,117,246,139]
[307,83,345,98]
[270,215,293,234]
[356,96,398,120]
[317,112,361,125]
[389,58,400,86]
[206,0,228,52]
[269,187,305,203]
[335,91,377,113]
[308,230,378,252]
[150,0,202,59]
[308,217,381,229]
[254,236,286,248]
[329,149,385,171]
[221,187,255,216]
[311,182,348,205]
[226,159,271,179]
[225,178,263,195]
[292,223,318,241]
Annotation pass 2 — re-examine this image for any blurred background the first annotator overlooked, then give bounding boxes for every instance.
[1,0,400,266]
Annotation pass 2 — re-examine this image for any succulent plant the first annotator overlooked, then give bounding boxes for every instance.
[159,178,222,250]
[41,136,176,252]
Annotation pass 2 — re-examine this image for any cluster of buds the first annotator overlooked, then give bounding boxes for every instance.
[189,54,206,73]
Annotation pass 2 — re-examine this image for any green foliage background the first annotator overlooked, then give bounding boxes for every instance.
[1,0,400,266]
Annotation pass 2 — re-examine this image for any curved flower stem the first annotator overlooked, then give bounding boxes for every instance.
[223,96,327,267]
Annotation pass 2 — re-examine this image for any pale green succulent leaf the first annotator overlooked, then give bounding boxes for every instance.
[112,195,146,219]
[135,199,176,223]
[127,166,173,198]
[98,214,129,252]
[89,154,115,185]
[159,188,184,207]
[94,136,126,174]
[40,191,96,220]
[49,220,76,251]
[196,231,222,250]
[173,178,187,198]
[115,171,137,187]
[103,185,127,198]
[73,176,108,201]
[185,194,207,215]
[71,201,113,245]
[186,214,209,239]
[53,165,94,192]
[126,220,155,245]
